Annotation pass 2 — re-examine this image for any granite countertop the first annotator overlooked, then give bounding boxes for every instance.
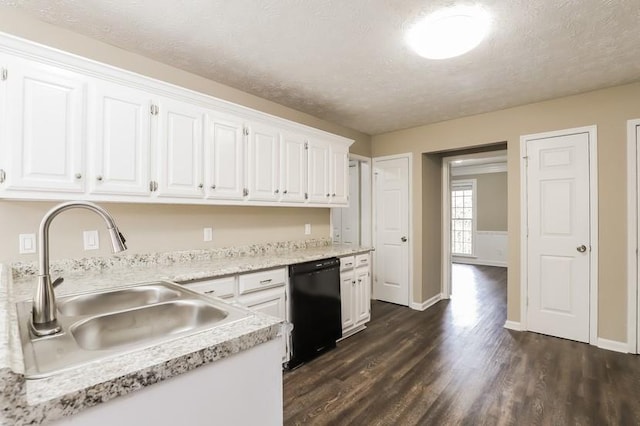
[0,239,373,425]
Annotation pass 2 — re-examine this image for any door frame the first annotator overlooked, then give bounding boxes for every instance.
[626,118,640,353]
[520,125,598,344]
[372,153,413,307]
[441,150,508,299]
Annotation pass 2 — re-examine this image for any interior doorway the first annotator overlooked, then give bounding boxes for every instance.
[441,150,508,299]
[331,154,372,247]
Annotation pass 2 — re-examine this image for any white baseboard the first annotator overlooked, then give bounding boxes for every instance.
[597,338,629,353]
[503,320,523,331]
[410,293,442,311]
[452,257,508,268]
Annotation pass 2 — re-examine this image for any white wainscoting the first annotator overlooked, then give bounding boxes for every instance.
[453,231,507,267]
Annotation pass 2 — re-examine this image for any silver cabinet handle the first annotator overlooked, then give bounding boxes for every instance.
[211,184,216,190]
[283,190,288,194]
[75,173,82,179]
[259,279,273,285]
[332,193,336,197]
[326,193,330,197]
[401,236,408,242]
[198,183,204,189]
[577,245,587,253]
[96,175,103,181]
[274,189,279,194]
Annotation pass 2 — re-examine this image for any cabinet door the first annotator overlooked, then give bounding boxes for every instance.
[238,287,287,362]
[330,145,349,205]
[89,80,152,196]
[205,111,245,200]
[280,132,307,203]
[307,139,330,203]
[3,57,85,193]
[156,97,205,198]
[355,267,371,324]
[246,122,279,201]
[340,272,355,331]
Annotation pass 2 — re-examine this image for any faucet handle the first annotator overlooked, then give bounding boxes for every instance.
[52,277,64,289]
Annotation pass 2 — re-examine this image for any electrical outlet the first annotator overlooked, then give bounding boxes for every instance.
[19,234,36,254]
[203,227,213,242]
[83,230,100,250]
[304,224,312,235]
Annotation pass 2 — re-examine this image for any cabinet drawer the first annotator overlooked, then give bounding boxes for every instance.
[238,268,286,295]
[340,255,356,271]
[183,276,236,299]
[355,253,369,268]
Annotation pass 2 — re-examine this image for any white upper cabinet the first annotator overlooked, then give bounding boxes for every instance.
[279,131,307,203]
[88,80,152,196]
[0,35,354,205]
[2,56,85,193]
[307,138,331,203]
[330,144,349,205]
[155,97,205,199]
[205,111,245,200]
[246,121,280,202]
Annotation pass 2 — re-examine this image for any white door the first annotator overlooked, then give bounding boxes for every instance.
[156,97,205,198]
[373,156,410,306]
[342,161,360,244]
[279,132,307,203]
[205,111,245,200]
[3,57,85,193]
[340,272,355,331]
[89,80,152,196]
[246,122,279,201]
[355,267,371,323]
[307,139,330,203]
[526,131,592,343]
[330,145,349,205]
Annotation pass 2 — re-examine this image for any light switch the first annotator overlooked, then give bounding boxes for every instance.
[83,230,100,250]
[19,234,36,254]
[304,224,312,235]
[203,227,213,242]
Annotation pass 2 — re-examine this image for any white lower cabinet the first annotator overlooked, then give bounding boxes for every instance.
[183,268,289,363]
[340,253,371,338]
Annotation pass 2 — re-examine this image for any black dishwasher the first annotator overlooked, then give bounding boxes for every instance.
[287,257,342,369]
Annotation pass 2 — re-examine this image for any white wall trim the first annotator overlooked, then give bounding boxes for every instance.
[410,293,442,311]
[372,152,413,307]
[626,119,640,354]
[451,162,507,176]
[520,125,599,345]
[477,230,508,236]
[503,321,523,331]
[597,338,629,354]
[453,258,507,268]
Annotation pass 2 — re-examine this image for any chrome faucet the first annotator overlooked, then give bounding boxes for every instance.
[30,201,127,337]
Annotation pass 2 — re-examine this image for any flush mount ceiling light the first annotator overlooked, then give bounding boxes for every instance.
[406,5,491,60]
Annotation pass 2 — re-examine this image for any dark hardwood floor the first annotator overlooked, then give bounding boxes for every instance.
[283,264,640,425]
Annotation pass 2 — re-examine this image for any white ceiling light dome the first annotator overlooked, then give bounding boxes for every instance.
[406,4,491,60]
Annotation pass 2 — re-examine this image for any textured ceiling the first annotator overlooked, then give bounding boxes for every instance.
[2,0,640,135]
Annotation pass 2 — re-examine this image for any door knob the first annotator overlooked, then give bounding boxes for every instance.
[401,236,408,242]
[577,245,587,253]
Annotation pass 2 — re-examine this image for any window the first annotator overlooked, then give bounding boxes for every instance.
[451,179,476,256]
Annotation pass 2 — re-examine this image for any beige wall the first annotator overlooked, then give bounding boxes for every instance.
[372,81,640,342]
[0,8,372,265]
[0,201,330,264]
[453,172,508,232]
[421,154,442,301]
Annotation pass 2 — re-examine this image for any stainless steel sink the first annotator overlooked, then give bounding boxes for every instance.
[71,300,229,351]
[57,284,182,316]
[16,281,250,378]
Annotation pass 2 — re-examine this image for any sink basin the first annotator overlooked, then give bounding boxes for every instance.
[16,281,250,378]
[71,300,229,351]
[58,285,182,316]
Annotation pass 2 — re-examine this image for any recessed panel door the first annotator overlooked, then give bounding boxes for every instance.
[205,111,244,200]
[526,132,591,343]
[373,157,409,306]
